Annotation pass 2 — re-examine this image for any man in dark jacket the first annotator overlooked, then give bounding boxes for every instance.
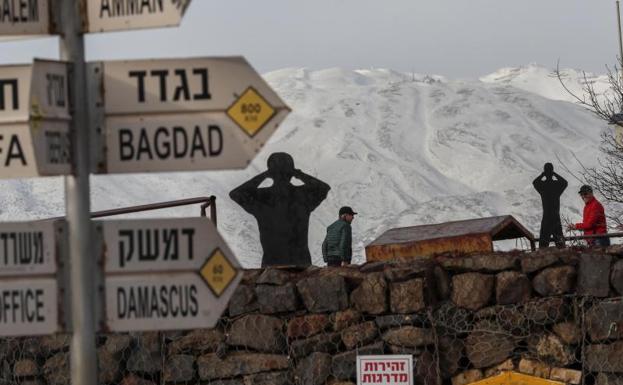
[322,207,356,267]
[567,185,609,247]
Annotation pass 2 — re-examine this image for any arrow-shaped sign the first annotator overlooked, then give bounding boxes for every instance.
[99,217,243,332]
[0,59,71,178]
[89,56,290,174]
[0,1,51,36]
[85,0,192,33]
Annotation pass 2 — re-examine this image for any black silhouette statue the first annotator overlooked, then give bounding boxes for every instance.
[533,163,568,248]
[230,152,331,267]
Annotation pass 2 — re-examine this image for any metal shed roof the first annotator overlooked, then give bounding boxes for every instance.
[368,215,535,246]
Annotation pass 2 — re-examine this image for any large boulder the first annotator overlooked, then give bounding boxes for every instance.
[586,300,623,341]
[256,283,299,314]
[416,350,441,385]
[465,320,515,368]
[585,341,623,373]
[437,254,519,272]
[439,336,464,378]
[257,268,294,285]
[527,333,574,366]
[14,359,38,377]
[287,314,331,340]
[552,321,581,345]
[42,352,69,385]
[295,352,332,385]
[197,353,289,380]
[384,261,431,282]
[167,329,225,355]
[40,335,70,354]
[351,273,388,314]
[289,332,342,359]
[126,347,160,374]
[496,271,531,304]
[451,273,494,310]
[341,321,378,350]
[390,278,425,313]
[382,327,435,347]
[612,260,623,295]
[162,354,195,383]
[523,297,569,324]
[297,275,349,313]
[333,309,362,331]
[228,284,259,316]
[521,251,560,274]
[104,335,132,355]
[532,266,576,296]
[98,348,122,384]
[578,254,612,297]
[226,315,286,353]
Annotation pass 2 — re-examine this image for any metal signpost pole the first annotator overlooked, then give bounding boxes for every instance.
[58,0,98,384]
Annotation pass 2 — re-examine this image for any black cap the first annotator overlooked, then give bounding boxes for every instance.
[339,206,357,216]
[578,185,593,194]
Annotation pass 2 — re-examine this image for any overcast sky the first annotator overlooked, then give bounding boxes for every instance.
[0,0,619,78]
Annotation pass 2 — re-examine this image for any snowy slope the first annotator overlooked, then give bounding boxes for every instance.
[0,65,610,267]
[480,63,611,103]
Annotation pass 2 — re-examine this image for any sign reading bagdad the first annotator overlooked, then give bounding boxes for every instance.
[91,56,290,173]
[99,217,242,331]
[0,59,71,178]
[0,220,65,337]
[0,0,50,36]
[86,0,192,33]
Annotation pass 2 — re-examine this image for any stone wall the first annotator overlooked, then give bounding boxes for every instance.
[5,246,623,385]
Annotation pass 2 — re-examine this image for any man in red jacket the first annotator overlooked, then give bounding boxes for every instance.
[567,185,610,246]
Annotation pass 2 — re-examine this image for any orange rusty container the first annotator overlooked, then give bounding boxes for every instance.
[365,215,535,262]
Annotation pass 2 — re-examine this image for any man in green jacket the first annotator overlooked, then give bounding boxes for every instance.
[322,206,357,267]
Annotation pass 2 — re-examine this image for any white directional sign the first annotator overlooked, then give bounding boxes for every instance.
[0,220,65,337]
[100,217,242,332]
[0,278,59,337]
[0,221,58,276]
[0,59,71,178]
[91,57,290,174]
[0,0,51,36]
[86,0,191,33]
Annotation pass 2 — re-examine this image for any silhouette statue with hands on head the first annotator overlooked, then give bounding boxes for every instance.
[229,152,331,267]
[533,162,568,248]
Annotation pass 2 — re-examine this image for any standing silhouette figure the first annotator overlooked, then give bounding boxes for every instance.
[533,163,568,248]
[230,152,331,267]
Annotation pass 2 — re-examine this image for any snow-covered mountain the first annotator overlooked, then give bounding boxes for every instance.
[0,65,611,267]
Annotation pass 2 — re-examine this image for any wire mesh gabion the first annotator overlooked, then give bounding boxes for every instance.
[3,248,623,385]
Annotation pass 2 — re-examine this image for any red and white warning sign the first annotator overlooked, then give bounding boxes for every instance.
[357,355,414,385]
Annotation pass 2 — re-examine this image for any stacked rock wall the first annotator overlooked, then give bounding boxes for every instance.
[3,247,623,385]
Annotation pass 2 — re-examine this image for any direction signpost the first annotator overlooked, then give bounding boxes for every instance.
[0,59,71,178]
[98,217,242,332]
[0,1,282,383]
[89,57,290,173]
[0,220,66,337]
[85,0,192,33]
[0,0,51,36]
